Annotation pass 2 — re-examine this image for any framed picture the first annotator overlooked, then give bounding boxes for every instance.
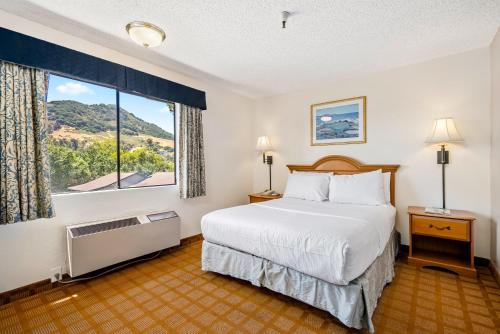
[310,96,366,145]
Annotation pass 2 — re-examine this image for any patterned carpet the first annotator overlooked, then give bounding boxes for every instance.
[0,240,499,334]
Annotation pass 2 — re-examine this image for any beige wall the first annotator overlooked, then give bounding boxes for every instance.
[0,11,255,293]
[253,49,492,258]
[491,28,500,271]
[0,9,497,293]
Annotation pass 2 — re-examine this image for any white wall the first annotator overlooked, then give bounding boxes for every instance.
[253,49,492,258]
[491,28,500,272]
[0,9,496,293]
[0,11,255,293]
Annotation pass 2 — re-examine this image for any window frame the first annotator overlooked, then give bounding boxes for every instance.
[47,72,177,194]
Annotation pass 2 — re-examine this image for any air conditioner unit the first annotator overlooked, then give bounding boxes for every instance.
[67,211,180,277]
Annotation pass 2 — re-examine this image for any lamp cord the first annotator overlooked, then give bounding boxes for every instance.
[57,250,163,284]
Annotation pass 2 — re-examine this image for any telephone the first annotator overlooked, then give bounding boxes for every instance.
[260,190,279,196]
[424,207,451,215]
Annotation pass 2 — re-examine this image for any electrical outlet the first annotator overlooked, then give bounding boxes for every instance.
[50,266,62,283]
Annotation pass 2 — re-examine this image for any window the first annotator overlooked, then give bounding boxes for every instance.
[47,74,175,193]
[118,92,175,188]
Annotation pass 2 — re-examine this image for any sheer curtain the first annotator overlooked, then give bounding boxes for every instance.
[0,61,54,224]
[178,104,206,198]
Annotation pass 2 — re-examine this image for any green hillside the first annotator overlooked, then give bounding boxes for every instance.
[47,100,173,140]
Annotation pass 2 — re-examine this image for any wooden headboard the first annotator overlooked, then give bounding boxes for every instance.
[287,155,400,205]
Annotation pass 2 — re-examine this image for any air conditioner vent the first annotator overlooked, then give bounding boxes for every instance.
[147,211,178,222]
[70,217,140,237]
[67,212,180,277]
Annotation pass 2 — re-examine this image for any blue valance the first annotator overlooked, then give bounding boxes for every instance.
[0,27,207,110]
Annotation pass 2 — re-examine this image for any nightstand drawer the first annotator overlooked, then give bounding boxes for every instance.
[412,215,469,241]
[249,196,270,203]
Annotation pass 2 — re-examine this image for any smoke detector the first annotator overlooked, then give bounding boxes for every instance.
[281,11,290,29]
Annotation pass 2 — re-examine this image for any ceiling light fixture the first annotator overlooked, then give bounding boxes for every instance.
[126,21,166,48]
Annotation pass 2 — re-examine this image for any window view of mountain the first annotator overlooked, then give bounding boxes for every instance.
[47,98,175,193]
[47,100,173,140]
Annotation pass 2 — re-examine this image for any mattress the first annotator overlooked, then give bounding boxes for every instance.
[201,198,395,285]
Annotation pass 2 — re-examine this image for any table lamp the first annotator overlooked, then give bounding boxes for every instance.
[426,118,463,214]
[256,136,275,193]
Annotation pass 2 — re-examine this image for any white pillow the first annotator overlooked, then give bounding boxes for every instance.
[329,169,386,205]
[283,173,330,201]
[383,172,391,204]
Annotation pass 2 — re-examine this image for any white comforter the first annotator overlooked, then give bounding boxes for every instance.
[201,198,395,285]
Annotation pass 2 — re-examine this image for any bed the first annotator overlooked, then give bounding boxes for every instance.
[201,155,400,332]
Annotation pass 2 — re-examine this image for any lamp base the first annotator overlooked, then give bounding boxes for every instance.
[424,207,451,215]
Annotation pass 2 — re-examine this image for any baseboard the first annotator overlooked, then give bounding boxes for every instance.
[180,233,203,246]
[0,277,57,306]
[475,256,491,268]
[399,244,490,267]
[0,233,204,306]
[489,261,500,285]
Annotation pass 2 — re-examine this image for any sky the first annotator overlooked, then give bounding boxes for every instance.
[316,103,358,116]
[47,74,175,134]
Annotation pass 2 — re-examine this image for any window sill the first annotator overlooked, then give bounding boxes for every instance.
[51,183,178,198]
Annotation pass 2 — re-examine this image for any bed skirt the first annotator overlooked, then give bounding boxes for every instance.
[201,230,398,333]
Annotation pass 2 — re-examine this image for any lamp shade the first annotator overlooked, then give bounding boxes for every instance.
[426,118,463,144]
[256,136,273,152]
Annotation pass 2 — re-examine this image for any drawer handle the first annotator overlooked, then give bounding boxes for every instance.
[429,224,451,231]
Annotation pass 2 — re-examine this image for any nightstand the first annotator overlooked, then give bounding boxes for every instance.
[249,193,282,203]
[408,206,476,277]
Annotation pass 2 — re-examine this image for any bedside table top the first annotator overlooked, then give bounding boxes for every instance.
[408,206,476,221]
[249,193,282,199]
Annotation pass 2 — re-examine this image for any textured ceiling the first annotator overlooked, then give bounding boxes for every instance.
[1,0,499,98]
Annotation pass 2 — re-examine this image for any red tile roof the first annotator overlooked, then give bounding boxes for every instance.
[67,172,136,192]
[129,172,175,187]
